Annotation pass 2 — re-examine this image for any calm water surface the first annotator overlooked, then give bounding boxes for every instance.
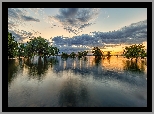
[8,56,147,107]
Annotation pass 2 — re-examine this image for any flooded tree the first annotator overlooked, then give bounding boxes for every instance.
[17,43,25,59]
[18,36,60,58]
[106,51,111,57]
[69,52,76,58]
[61,52,69,59]
[8,32,18,58]
[123,59,145,73]
[77,51,88,58]
[123,44,147,62]
[92,47,103,59]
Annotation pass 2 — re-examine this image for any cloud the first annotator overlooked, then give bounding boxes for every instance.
[8,8,40,30]
[21,15,40,22]
[78,23,93,30]
[8,29,33,42]
[52,20,147,48]
[49,8,100,35]
[8,8,42,42]
[8,21,18,29]
[28,8,44,15]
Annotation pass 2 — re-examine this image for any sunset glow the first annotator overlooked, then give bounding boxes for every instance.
[8,8,147,54]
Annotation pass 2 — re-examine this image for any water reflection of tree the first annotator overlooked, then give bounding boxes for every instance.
[18,58,24,68]
[123,59,146,73]
[49,57,59,68]
[8,59,19,85]
[23,57,59,81]
[93,57,102,66]
[52,56,146,86]
[107,56,111,64]
[58,78,89,107]
[24,57,48,80]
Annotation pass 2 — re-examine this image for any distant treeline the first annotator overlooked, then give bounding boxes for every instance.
[8,32,147,61]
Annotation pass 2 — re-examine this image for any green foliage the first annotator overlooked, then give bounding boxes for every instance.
[83,51,88,57]
[61,52,69,59]
[24,36,48,58]
[24,36,60,58]
[8,32,61,59]
[52,47,60,56]
[77,51,83,58]
[44,45,59,58]
[8,32,18,58]
[17,43,25,58]
[123,44,147,60]
[92,47,103,58]
[24,41,34,58]
[31,36,49,57]
[69,52,76,58]
[77,51,88,58]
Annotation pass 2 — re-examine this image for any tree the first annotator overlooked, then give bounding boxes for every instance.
[8,32,18,58]
[123,44,147,62]
[92,47,103,59]
[77,51,83,58]
[69,52,76,58]
[24,41,35,58]
[17,43,25,58]
[33,36,49,57]
[61,52,69,59]
[82,51,88,57]
[8,32,60,58]
[24,36,59,58]
[53,47,60,56]
[106,51,111,57]
[77,51,88,58]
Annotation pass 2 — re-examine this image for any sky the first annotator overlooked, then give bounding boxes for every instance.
[8,8,147,54]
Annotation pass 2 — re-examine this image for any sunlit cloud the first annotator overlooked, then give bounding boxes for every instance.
[52,19,147,50]
[8,8,147,50]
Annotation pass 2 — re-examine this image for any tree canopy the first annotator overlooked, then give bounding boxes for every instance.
[8,33,60,58]
[123,44,147,61]
[92,47,103,59]
[8,32,18,58]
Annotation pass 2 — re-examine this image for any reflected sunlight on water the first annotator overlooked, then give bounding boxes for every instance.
[8,56,147,107]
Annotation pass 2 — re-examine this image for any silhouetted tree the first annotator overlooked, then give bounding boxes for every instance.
[92,47,103,59]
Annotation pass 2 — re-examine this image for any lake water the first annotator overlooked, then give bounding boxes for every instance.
[8,56,147,107]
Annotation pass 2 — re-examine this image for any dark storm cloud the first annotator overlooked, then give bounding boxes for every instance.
[50,8,100,35]
[52,20,147,48]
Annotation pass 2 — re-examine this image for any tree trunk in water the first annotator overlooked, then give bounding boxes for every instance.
[135,57,138,63]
